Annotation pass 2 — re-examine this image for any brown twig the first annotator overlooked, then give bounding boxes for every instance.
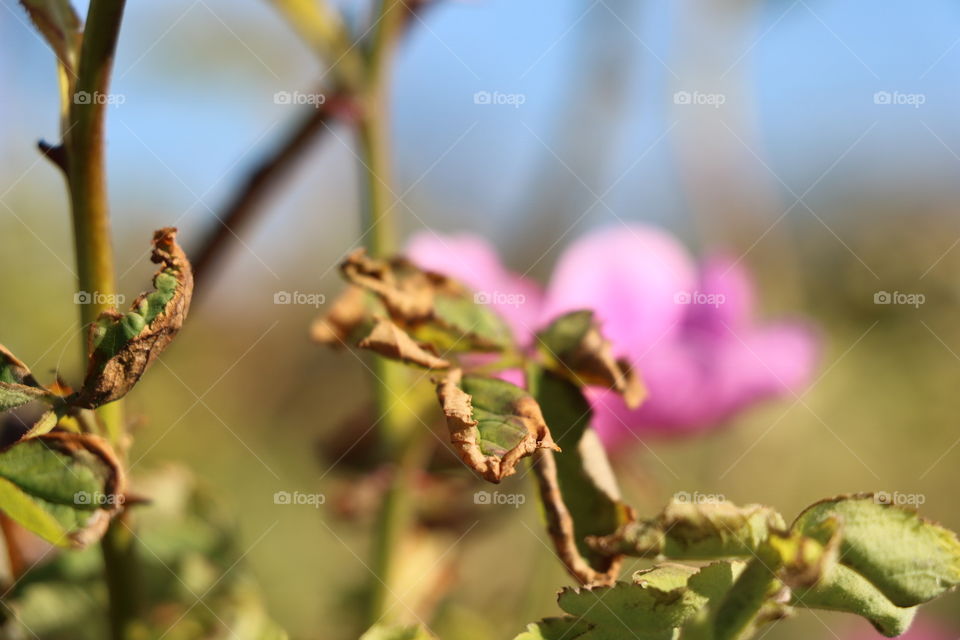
[189,0,431,296]
[189,90,357,290]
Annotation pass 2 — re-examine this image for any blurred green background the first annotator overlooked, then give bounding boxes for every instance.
[2,0,960,638]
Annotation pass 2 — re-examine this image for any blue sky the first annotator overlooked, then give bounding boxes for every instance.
[3,0,960,272]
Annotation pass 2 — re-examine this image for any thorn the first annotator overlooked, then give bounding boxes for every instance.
[37,139,68,174]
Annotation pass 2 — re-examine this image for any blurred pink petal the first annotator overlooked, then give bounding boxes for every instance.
[540,225,697,354]
[406,224,819,445]
[406,232,544,346]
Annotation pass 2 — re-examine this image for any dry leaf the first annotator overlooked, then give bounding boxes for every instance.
[341,248,437,322]
[537,310,646,408]
[435,369,558,483]
[311,285,370,346]
[76,228,193,408]
[358,317,450,369]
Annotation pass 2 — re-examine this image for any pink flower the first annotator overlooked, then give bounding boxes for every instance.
[407,225,818,446]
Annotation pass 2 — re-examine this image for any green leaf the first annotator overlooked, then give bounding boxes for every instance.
[792,494,960,606]
[0,344,53,412]
[530,370,634,584]
[536,310,645,408]
[590,498,786,561]
[17,0,81,73]
[517,562,744,640]
[75,228,193,408]
[791,563,916,637]
[0,432,123,548]
[436,369,558,483]
[360,623,436,640]
[414,293,513,353]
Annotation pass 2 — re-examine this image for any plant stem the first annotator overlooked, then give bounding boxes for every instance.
[63,2,141,638]
[357,0,416,627]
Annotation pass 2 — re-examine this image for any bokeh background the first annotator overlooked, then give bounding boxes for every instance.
[2,0,960,638]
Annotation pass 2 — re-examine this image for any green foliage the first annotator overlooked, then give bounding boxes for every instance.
[0,432,122,548]
[520,495,960,640]
[2,466,288,639]
[793,495,960,606]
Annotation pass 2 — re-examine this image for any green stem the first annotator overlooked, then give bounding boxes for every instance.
[63,2,141,638]
[357,0,414,627]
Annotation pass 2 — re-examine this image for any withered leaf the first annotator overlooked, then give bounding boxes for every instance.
[75,228,193,408]
[311,285,374,347]
[530,369,635,586]
[536,310,645,408]
[0,344,54,412]
[341,248,436,322]
[339,249,512,353]
[588,498,786,561]
[358,317,451,369]
[18,0,81,75]
[435,369,558,483]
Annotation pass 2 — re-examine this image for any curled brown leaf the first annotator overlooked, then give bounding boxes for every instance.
[358,317,450,369]
[532,446,624,586]
[537,311,646,409]
[75,228,193,408]
[435,369,558,483]
[311,285,370,347]
[340,248,438,322]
